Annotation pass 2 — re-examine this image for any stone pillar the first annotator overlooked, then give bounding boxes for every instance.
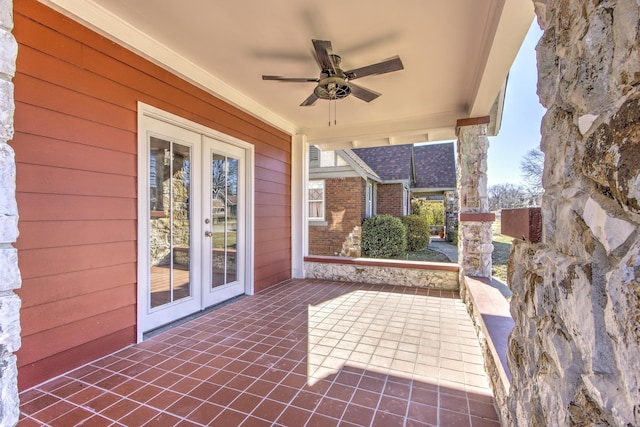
[0,0,20,425]
[456,117,494,278]
[506,1,640,425]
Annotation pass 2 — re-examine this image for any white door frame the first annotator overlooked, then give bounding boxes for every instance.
[136,102,255,342]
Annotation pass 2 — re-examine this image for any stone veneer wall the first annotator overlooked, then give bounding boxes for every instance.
[456,122,494,278]
[506,1,640,425]
[0,0,20,424]
[305,259,459,290]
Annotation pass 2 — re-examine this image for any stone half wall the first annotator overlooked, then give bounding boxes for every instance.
[506,1,640,426]
[304,256,459,290]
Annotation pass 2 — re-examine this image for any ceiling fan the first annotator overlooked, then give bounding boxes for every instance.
[262,39,404,106]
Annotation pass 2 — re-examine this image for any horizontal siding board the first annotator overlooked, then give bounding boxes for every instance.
[19,241,136,279]
[21,283,135,336]
[255,179,291,196]
[255,155,290,175]
[16,220,136,250]
[255,239,291,256]
[251,204,291,218]
[15,73,136,131]
[17,45,140,112]
[255,249,292,270]
[255,165,291,184]
[18,328,134,391]
[16,163,136,197]
[255,193,290,207]
[253,217,293,230]
[17,193,136,221]
[11,133,136,176]
[18,263,136,308]
[15,102,137,154]
[14,11,84,65]
[255,228,291,244]
[17,306,135,367]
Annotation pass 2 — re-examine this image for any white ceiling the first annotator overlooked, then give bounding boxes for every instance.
[41,0,534,149]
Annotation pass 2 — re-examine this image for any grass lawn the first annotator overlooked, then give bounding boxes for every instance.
[391,248,452,263]
[492,220,513,282]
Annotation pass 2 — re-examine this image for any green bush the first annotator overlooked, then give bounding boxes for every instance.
[446,228,458,244]
[362,214,407,258]
[401,215,430,251]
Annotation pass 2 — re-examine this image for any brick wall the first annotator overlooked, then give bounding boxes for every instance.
[309,177,366,256]
[377,183,405,217]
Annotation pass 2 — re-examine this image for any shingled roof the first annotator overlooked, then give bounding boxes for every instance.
[348,142,456,190]
[351,144,413,181]
[413,143,456,189]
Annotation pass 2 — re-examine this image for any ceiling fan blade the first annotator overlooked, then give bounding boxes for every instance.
[312,39,335,74]
[349,83,381,103]
[345,56,404,80]
[300,93,319,106]
[262,75,318,82]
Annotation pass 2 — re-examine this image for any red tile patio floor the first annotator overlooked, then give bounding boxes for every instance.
[19,279,500,426]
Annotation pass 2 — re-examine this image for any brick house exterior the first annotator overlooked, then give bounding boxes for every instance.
[308,142,455,256]
[376,183,407,217]
[309,177,366,256]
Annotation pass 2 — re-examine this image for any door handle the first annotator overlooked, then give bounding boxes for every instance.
[204,231,212,237]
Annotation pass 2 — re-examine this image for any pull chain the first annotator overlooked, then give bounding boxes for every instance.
[328,97,338,127]
[334,98,337,126]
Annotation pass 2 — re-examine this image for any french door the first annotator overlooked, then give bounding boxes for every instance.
[201,136,245,307]
[138,109,251,338]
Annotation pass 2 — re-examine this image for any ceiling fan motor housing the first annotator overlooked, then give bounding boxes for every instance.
[315,54,351,100]
[315,76,351,100]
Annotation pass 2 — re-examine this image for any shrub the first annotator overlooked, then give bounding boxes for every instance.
[401,215,430,251]
[362,214,407,258]
[446,228,458,244]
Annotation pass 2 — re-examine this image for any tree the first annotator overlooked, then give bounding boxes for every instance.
[520,148,544,198]
[488,183,529,210]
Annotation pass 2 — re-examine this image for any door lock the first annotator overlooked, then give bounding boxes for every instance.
[204,231,212,237]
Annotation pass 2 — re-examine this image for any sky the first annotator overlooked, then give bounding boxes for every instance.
[487,22,546,187]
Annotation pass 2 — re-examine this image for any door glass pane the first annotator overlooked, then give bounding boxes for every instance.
[149,137,191,308]
[211,153,239,288]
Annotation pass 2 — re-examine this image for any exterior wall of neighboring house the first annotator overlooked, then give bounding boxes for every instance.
[376,183,407,217]
[308,177,366,256]
[12,0,292,390]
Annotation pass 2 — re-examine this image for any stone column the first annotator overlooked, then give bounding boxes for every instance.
[506,1,640,426]
[456,117,494,278]
[0,0,20,425]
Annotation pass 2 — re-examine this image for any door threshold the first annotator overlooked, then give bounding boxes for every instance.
[143,294,247,340]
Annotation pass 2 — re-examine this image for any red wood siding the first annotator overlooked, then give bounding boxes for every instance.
[12,0,292,390]
[308,177,366,256]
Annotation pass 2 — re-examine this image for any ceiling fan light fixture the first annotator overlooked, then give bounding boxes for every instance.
[314,77,351,100]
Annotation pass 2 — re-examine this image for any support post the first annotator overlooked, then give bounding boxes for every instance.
[291,134,308,278]
[0,0,21,424]
[456,117,494,278]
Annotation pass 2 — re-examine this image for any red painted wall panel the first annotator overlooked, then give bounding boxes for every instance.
[13,0,292,390]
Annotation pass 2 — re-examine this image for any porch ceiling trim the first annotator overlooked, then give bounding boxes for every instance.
[468,0,534,118]
[38,0,298,136]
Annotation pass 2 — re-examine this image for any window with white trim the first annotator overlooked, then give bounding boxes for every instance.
[308,180,325,220]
